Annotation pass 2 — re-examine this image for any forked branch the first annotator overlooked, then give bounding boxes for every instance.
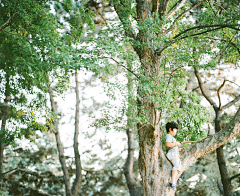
[194,67,218,109]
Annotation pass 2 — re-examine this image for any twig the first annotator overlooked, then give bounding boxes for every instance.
[103,56,140,80]
[0,13,17,30]
[217,79,226,109]
[2,167,20,176]
[164,0,207,35]
[1,29,18,35]
[206,0,217,17]
[181,140,202,143]
[173,24,240,40]
[225,80,240,88]
[230,173,240,181]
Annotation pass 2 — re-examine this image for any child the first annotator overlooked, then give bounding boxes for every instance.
[165,121,184,191]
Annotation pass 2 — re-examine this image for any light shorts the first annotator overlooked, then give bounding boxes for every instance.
[166,152,181,171]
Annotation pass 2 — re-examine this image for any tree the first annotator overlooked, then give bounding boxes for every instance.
[0,0,72,183]
[93,0,240,195]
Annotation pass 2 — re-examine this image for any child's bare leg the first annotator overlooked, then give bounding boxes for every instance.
[171,170,178,185]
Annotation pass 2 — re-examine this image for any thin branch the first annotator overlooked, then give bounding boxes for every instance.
[173,24,240,40]
[1,29,18,35]
[104,56,140,79]
[156,25,237,55]
[113,0,136,40]
[229,173,240,181]
[194,67,218,109]
[221,94,240,111]
[4,155,29,158]
[176,27,223,40]
[207,0,217,17]
[217,79,226,109]
[167,0,183,14]
[193,36,240,55]
[83,167,122,173]
[166,0,187,19]
[225,80,240,88]
[164,0,207,35]
[181,140,202,143]
[2,167,19,176]
[0,13,17,30]
[158,0,170,20]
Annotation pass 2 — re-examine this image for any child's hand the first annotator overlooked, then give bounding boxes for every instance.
[179,148,184,152]
[175,142,181,146]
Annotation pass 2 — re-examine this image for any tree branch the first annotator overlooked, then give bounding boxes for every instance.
[193,36,240,55]
[1,29,18,35]
[176,27,223,40]
[166,0,187,19]
[229,173,240,181]
[158,0,170,20]
[221,94,240,111]
[104,56,140,79]
[173,24,240,40]
[194,67,218,109]
[217,79,226,109]
[164,0,207,35]
[112,0,136,40]
[181,106,240,172]
[0,13,17,31]
[157,25,237,55]
[225,80,240,88]
[206,0,217,17]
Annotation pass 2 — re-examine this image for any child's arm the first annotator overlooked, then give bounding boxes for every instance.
[166,142,181,147]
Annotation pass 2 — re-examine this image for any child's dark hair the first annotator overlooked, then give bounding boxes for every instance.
[166,121,179,133]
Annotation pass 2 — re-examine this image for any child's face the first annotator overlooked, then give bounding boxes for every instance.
[169,128,178,136]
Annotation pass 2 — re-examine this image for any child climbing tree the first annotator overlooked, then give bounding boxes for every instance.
[93,0,240,195]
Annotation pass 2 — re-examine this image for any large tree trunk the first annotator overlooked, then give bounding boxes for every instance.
[112,0,240,195]
[138,123,175,196]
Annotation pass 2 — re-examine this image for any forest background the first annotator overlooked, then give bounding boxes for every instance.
[0,0,240,196]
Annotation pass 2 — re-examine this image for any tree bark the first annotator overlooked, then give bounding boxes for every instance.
[124,128,143,196]
[0,76,10,182]
[71,72,82,196]
[215,111,232,196]
[48,84,73,196]
[0,119,6,182]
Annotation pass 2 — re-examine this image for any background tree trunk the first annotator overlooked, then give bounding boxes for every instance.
[48,84,73,196]
[124,128,143,196]
[71,72,82,196]
[0,76,10,182]
[215,111,232,196]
